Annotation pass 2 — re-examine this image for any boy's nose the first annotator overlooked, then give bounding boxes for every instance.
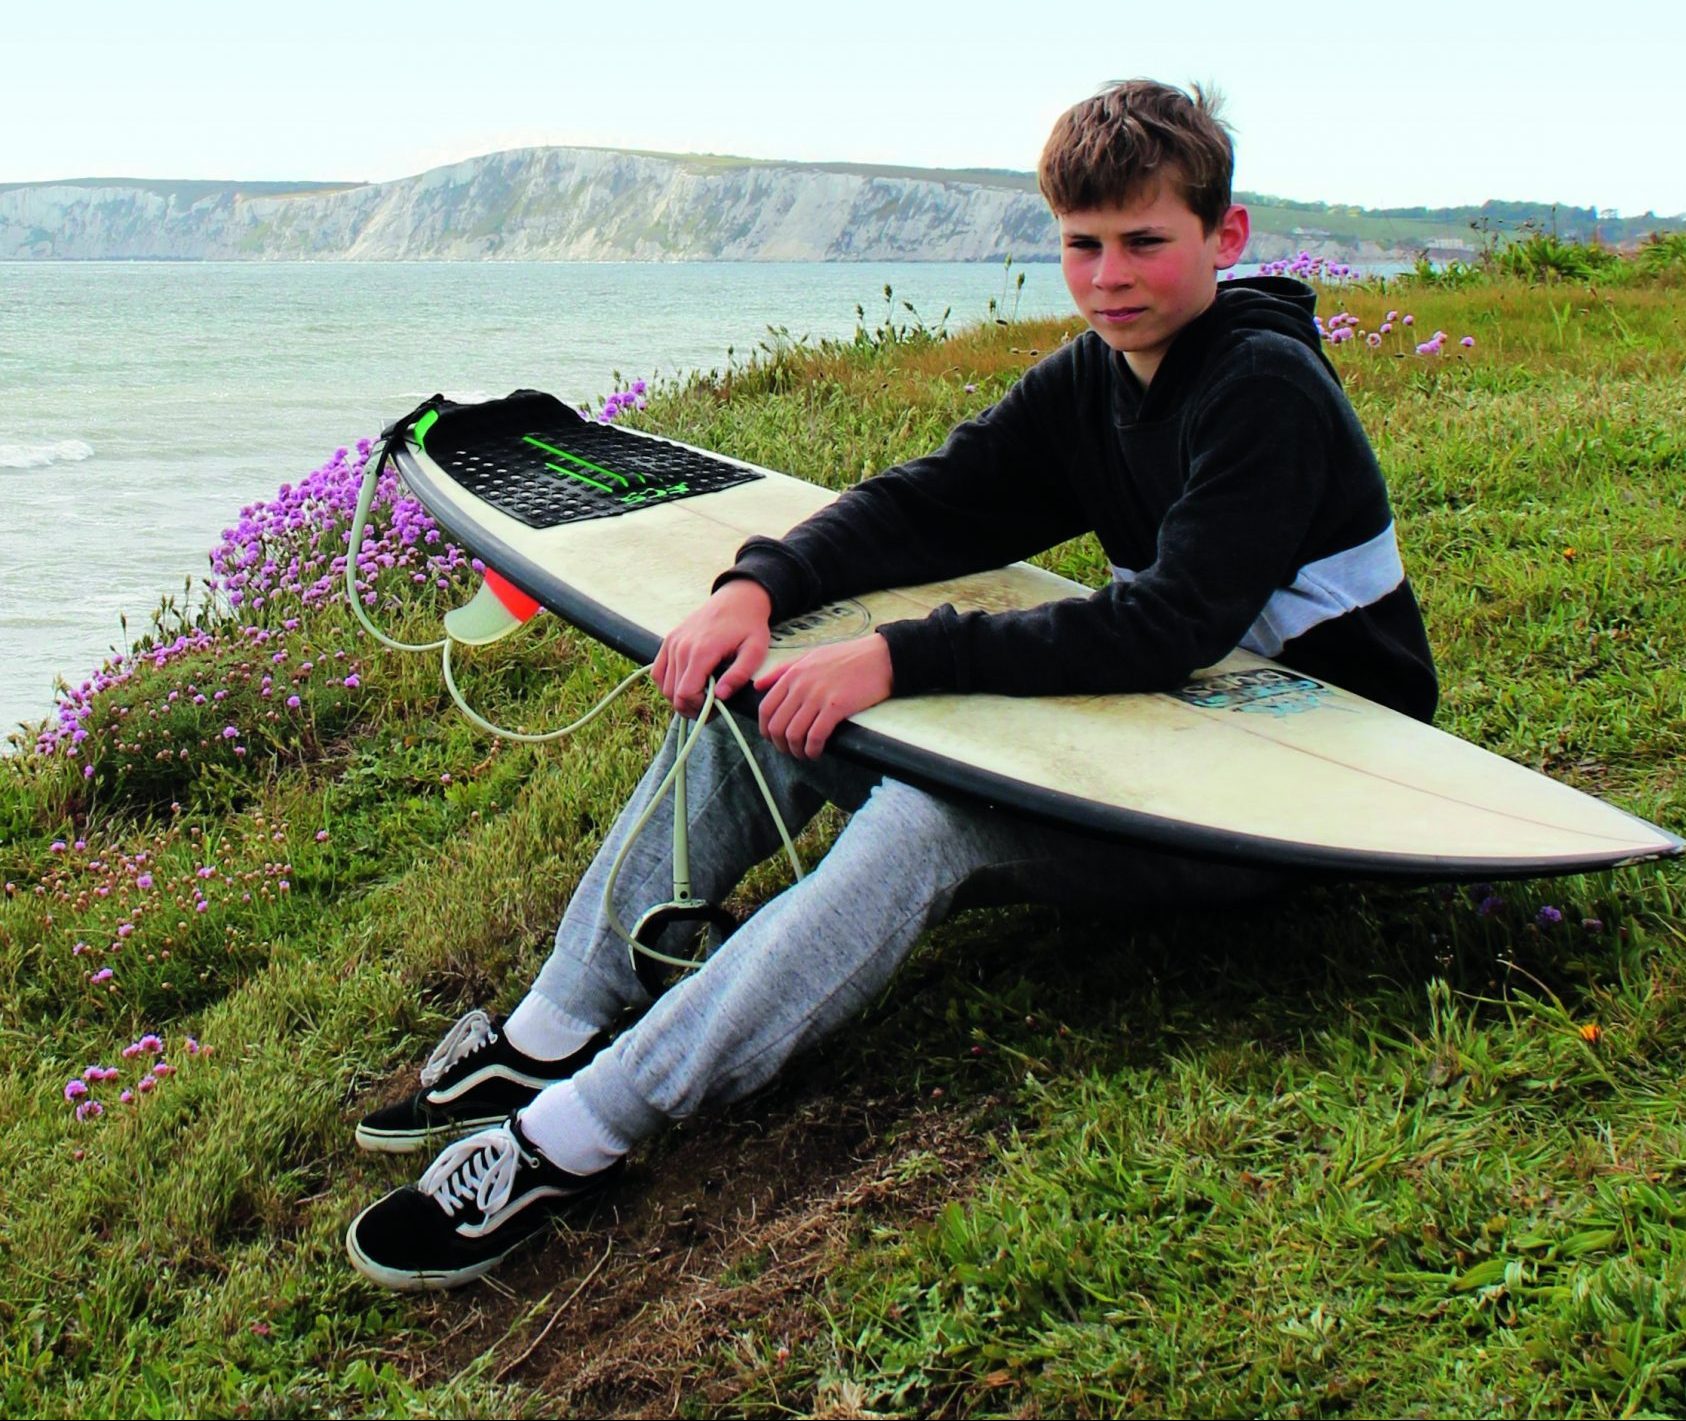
[1094,246,1133,287]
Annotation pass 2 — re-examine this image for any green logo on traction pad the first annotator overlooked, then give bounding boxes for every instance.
[522,433,690,507]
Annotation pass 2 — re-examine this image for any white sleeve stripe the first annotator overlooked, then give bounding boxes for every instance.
[1239,522,1405,657]
[1107,522,1405,660]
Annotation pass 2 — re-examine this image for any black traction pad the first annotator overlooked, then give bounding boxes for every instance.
[414,389,763,529]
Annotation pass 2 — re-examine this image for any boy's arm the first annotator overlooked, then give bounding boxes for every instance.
[717,348,1093,625]
[880,374,1334,697]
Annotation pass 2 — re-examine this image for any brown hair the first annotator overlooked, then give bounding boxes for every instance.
[1038,80,1234,231]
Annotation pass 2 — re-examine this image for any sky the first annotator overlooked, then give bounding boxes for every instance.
[5,0,1681,216]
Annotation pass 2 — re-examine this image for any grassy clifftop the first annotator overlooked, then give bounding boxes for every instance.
[1,258,1683,1417]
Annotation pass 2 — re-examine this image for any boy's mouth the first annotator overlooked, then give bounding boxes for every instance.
[1095,306,1147,323]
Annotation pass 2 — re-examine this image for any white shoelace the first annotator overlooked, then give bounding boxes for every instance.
[420,1126,527,1220]
[420,1008,497,1087]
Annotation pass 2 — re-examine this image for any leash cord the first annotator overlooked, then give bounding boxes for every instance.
[345,424,804,971]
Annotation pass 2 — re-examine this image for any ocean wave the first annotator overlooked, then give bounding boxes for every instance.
[0,439,95,469]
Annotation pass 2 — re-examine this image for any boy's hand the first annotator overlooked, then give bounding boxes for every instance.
[652,579,773,716]
[754,635,893,760]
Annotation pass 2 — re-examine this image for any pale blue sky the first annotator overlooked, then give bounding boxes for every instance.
[5,0,1680,215]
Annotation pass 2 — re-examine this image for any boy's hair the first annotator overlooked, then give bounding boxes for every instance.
[1038,79,1234,231]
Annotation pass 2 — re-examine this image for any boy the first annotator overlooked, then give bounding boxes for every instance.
[345,79,1437,1290]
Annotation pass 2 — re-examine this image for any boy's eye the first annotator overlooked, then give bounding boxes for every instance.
[1131,236,1166,248]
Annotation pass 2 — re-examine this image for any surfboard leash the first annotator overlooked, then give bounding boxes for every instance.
[343,404,805,987]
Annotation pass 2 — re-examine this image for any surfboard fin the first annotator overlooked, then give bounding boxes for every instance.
[443,568,543,646]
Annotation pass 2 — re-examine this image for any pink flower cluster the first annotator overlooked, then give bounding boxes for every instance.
[35,620,366,764]
[1315,306,1479,359]
[588,380,649,425]
[208,439,474,614]
[64,1031,206,1124]
[1242,251,1360,282]
[1321,312,1364,345]
[32,438,456,759]
[1412,330,1477,357]
[32,389,649,766]
[28,812,299,993]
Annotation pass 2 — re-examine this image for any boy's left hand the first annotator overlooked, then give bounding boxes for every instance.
[754,635,894,760]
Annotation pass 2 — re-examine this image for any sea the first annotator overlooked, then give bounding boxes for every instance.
[1,259,1075,745]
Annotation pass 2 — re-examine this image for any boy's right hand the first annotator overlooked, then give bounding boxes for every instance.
[652,578,773,717]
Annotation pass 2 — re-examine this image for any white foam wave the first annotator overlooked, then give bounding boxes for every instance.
[0,439,95,469]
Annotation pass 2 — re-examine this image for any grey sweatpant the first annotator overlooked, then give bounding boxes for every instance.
[531,712,1285,1146]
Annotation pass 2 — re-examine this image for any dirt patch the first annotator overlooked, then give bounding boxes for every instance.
[396,1072,1001,1416]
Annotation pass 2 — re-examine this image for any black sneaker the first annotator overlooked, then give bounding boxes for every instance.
[354,1008,607,1153]
[345,1112,619,1290]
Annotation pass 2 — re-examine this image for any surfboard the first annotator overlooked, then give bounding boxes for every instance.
[387,390,1682,880]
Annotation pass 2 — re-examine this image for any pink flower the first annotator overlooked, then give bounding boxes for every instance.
[315,830,329,842]
[64,1079,89,1102]
[1402,314,1415,326]
[286,695,301,709]
[137,1075,157,1093]
[139,1034,163,1053]
[90,968,114,984]
[222,726,239,739]
[119,1089,134,1104]
[342,673,361,689]
[1460,336,1475,348]
[76,1100,104,1121]
[136,873,153,890]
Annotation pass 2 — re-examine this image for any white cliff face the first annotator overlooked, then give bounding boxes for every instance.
[0,149,1063,262]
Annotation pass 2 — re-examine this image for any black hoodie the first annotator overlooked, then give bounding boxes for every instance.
[722,277,1438,722]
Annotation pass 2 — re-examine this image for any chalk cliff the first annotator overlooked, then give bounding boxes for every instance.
[0,149,1062,262]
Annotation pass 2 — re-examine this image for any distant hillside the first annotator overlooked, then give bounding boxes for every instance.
[1237,194,1682,254]
[3,148,1679,264]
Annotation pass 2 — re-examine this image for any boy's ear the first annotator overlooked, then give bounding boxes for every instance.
[1214,204,1251,269]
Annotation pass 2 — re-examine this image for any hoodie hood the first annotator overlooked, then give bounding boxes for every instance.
[1119,275,1336,424]
[1210,276,1326,352]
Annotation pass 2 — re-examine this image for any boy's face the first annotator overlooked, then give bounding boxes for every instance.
[1058,183,1250,384]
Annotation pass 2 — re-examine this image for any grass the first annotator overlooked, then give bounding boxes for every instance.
[1,255,1683,1417]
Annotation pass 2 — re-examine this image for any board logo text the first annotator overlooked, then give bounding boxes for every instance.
[769,600,874,649]
[1171,667,1341,717]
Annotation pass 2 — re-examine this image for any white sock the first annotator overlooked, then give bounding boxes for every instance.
[503,992,598,1062]
[518,1079,630,1177]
